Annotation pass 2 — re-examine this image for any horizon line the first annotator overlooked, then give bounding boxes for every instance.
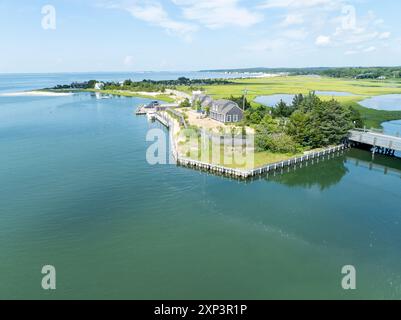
[1,65,401,76]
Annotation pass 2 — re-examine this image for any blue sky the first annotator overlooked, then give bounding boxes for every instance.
[1,0,400,73]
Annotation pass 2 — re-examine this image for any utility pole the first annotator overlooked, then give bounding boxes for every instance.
[242,88,249,111]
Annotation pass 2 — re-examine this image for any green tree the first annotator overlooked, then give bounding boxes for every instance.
[123,79,133,86]
[286,95,355,148]
[179,98,191,108]
[244,105,269,125]
[287,110,311,146]
[256,129,300,153]
[260,114,280,133]
[292,94,304,109]
[299,91,320,113]
[226,95,252,110]
[273,100,296,117]
[308,99,353,147]
[349,106,363,128]
[87,80,97,89]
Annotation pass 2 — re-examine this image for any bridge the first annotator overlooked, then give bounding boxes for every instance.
[348,129,401,155]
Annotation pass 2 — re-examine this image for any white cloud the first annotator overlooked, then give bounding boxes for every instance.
[280,14,304,27]
[363,46,376,53]
[331,9,392,46]
[101,1,197,39]
[259,0,344,10]
[260,0,391,52]
[127,1,196,34]
[315,35,331,46]
[244,39,286,52]
[344,50,357,55]
[172,0,263,29]
[124,55,134,66]
[282,29,309,40]
[374,19,384,26]
[379,32,391,39]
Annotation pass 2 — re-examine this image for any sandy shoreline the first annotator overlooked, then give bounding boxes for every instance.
[0,91,74,97]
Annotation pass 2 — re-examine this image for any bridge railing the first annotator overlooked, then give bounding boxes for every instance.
[352,127,401,138]
[349,130,401,151]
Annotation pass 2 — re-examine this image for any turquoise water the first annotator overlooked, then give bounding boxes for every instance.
[1,91,401,299]
[360,94,401,111]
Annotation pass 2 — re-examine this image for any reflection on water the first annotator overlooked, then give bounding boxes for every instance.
[263,148,401,189]
[349,148,401,177]
[183,147,401,188]
[268,151,349,190]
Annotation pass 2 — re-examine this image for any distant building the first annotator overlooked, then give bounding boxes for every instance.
[192,94,213,109]
[94,82,105,90]
[191,90,203,102]
[377,76,387,80]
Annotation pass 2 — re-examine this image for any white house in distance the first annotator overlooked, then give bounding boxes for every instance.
[94,82,105,90]
[192,92,244,124]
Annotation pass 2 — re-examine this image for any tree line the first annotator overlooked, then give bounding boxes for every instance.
[51,77,234,92]
[241,92,362,154]
[201,67,401,79]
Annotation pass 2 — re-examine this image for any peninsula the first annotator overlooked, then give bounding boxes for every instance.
[45,69,401,175]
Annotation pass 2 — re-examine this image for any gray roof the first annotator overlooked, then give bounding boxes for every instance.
[195,94,213,107]
[212,99,241,114]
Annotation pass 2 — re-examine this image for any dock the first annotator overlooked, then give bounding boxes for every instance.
[135,103,179,116]
[349,129,401,156]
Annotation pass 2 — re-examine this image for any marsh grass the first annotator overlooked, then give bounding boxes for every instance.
[179,76,401,129]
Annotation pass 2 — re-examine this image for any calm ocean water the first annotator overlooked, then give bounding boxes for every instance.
[0,71,242,94]
[1,74,401,299]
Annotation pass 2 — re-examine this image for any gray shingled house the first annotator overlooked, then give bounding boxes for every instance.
[192,93,243,124]
[210,99,243,124]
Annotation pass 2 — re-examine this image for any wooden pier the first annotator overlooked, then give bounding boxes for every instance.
[349,129,401,154]
[135,103,180,116]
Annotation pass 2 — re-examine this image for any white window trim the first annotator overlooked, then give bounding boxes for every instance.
[233,115,238,122]
[227,115,232,122]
